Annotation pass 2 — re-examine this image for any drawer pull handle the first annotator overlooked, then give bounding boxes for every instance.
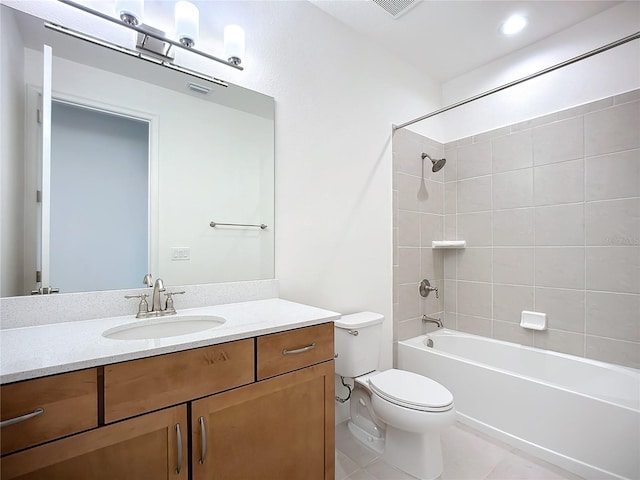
[175,423,183,475]
[0,408,44,428]
[282,343,316,356]
[198,416,207,464]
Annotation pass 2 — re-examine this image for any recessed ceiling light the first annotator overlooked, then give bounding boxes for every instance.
[500,14,527,35]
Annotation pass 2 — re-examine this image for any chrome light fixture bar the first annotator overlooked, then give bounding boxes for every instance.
[44,21,229,88]
[58,0,243,71]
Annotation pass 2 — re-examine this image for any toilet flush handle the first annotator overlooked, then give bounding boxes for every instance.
[348,329,359,336]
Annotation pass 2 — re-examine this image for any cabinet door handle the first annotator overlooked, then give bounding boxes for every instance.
[198,416,207,464]
[175,423,183,475]
[0,408,44,428]
[282,343,316,356]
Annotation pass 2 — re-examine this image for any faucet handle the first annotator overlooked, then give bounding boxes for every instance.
[164,291,185,315]
[125,294,149,317]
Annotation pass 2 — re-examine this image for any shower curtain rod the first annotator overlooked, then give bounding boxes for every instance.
[393,31,640,131]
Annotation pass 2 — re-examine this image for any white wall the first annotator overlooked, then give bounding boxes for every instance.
[438,1,640,142]
[0,7,26,296]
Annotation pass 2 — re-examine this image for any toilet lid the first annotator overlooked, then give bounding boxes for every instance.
[368,369,453,412]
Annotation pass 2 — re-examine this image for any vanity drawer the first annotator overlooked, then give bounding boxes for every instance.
[0,369,98,455]
[104,339,255,423]
[257,323,334,380]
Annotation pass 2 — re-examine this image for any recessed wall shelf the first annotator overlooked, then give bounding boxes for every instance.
[432,240,466,249]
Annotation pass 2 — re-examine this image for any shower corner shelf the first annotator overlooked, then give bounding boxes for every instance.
[432,240,466,249]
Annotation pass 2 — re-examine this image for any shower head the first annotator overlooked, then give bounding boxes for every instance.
[421,153,447,173]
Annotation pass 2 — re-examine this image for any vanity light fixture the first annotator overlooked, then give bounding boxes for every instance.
[115,0,143,26]
[500,13,527,35]
[56,0,244,71]
[175,1,199,48]
[224,25,245,66]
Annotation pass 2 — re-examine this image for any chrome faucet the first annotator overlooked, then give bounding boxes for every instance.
[125,275,185,318]
[151,278,165,313]
[422,315,443,328]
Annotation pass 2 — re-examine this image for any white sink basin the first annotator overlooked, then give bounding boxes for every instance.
[102,315,226,340]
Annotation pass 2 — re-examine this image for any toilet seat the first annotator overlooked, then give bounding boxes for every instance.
[368,369,453,412]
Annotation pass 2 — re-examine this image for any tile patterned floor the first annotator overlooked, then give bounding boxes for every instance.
[335,421,584,480]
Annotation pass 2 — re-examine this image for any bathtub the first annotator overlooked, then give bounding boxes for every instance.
[398,329,640,480]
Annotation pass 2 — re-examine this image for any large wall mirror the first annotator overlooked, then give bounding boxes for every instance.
[0,4,275,297]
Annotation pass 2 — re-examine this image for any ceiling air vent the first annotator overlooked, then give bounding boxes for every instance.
[372,0,419,18]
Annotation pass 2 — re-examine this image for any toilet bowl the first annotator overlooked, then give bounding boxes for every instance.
[335,313,455,480]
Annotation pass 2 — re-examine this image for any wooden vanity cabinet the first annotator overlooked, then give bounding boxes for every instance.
[0,369,98,456]
[0,323,335,480]
[1,405,187,480]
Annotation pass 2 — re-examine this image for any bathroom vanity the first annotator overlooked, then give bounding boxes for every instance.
[0,299,338,479]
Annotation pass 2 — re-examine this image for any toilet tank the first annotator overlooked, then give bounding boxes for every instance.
[334,312,384,378]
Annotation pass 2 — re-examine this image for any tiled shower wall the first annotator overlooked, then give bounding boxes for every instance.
[393,89,640,369]
[392,129,446,354]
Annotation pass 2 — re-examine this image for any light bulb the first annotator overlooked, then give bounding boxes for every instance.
[175,1,199,47]
[224,25,245,66]
[116,0,143,26]
[500,14,527,35]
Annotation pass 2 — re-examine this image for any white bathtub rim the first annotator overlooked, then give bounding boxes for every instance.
[456,413,628,480]
[400,330,640,413]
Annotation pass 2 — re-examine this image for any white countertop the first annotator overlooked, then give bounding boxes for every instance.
[0,298,340,384]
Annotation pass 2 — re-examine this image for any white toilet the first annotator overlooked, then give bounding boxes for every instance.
[335,312,455,480]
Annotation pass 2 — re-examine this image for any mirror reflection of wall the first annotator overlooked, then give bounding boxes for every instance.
[0,5,275,297]
[50,101,149,293]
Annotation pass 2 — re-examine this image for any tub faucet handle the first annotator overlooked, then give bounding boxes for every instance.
[419,279,439,299]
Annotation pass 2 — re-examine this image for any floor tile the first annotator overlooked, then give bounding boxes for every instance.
[336,450,360,480]
[336,422,379,468]
[365,459,417,480]
[440,424,512,480]
[485,450,583,480]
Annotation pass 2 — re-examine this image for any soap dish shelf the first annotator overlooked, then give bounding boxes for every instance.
[432,240,466,249]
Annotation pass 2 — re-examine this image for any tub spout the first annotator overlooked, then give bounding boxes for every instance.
[422,315,443,328]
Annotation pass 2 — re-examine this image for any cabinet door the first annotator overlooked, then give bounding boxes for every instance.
[192,361,335,480]
[1,405,188,480]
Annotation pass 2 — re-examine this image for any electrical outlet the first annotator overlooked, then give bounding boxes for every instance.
[171,247,190,261]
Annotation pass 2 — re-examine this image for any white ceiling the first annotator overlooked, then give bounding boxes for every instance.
[310,0,622,83]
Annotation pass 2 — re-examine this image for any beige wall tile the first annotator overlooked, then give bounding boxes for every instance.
[535,204,585,246]
[493,248,534,285]
[585,101,640,156]
[398,247,420,284]
[492,129,532,174]
[586,291,640,342]
[457,248,492,282]
[493,284,534,322]
[534,287,585,333]
[420,213,444,246]
[458,212,492,246]
[492,320,534,346]
[534,159,584,206]
[457,140,492,180]
[585,198,639,246]
[535,247,585,289]
[586,336,640,369]
[586,246,640,294]
[586,149,640,201]
[457,314,492,336]
[493,169,533,210]
[533,329,585,357]
[457,281,492,318]
[493,208,534,246]
[458,176,492,213]
[398,210,420,247]
[533,116,584,166]
[397,283,421,322]
[444,147,458,183]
